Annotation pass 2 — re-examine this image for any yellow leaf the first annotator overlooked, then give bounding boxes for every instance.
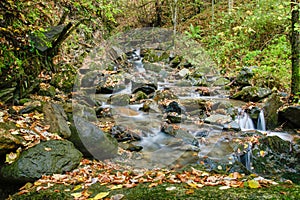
[71,192,82,198]
[109,185,123,190]
[248,180,261,189]
[93,192,110,200]
[73,185,82,191]
[260,150,266,157]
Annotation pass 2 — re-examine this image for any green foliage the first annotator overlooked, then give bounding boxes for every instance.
[185,24,202,39]
[201,0,291,92]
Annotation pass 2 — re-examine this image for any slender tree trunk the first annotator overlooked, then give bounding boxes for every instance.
[212,0,214,24]
[291,0,300,95]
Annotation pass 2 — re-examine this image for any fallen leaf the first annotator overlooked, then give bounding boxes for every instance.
[110,194,124,200]
[73,185,82,191]
[185,189,194,194]
[166,186,177,191]
[108,185,123,190]
[219,186,231,190]
[92,191,110,200]
[248,180,261,189]
[71,192,82,198]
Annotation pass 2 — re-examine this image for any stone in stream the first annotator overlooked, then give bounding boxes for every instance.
[231,86,272,102]
[262,93,283,130]
[96,73,126,94]
[0,140,82,183]
[131,77,158,95]
[108,93,131,106]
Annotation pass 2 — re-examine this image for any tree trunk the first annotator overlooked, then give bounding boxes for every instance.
[291,0,300,95]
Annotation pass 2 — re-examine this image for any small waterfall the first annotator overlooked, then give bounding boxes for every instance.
[257,110,266,131]
[237,142,252,171]
[236,109,255,130]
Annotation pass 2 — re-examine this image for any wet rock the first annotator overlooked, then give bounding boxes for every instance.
[143,62,162,73]
[0,122,24,157]
[96,73,126,94]
[204,114,232,125]
[278,106,300,129]
[0,140,82,183]
[69,116,118,160]
[140,100,161,113]
[108,94,130,106]
[161,123,199,146]
[179,99,207,112]
[131,77,158,95]
[165,101,182,114]
[231,86,272,102]
[170,55,182,68]
[252,136,300,179]
[262,93,283,130]
[175,80,192,87]
[132,91,148,101]
[43,103,71,138]
[111,125,142,142]
[153,89,178,102]
[190,77,208,87]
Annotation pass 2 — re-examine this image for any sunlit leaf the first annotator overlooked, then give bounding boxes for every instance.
[73,185,82,191]
[166,186,177,191]
[92,191,110,200]
[248,180,261,188]
[219,186,231,190]
[108,185,123,190]
[185,189,194,194]
[71,192,82,198]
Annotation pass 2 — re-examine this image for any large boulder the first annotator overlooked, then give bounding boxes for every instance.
[69,116,118,160]
[0,140,82,183]
[263,93,283,129]
[278,106,300,129]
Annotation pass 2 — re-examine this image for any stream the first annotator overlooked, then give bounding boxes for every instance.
[73,28,299,176]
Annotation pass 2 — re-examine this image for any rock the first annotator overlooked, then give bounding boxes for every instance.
[178,68,190,78]
[111,125,142,142]
[140,100,161,113]
[153,89,178,102]
[96,73,126,94]
[235,66,254,86]
[204,114,232,125]
[252,136,300,179]
[43,103,71,138]
[278,106,300,129]
[231,86,272,102]
[179,99,207,112]
[161,123,199,146]
[72,104,98,122]
[108,94,130,106]
[143,62,162,73]
[174,80,192,87]
[0,140,82,183]
[132,91,148,101]
[263,93,283,130]
[69,116,118,160]
[165,101,182,114]
[80,70,102,87]
[213,77,230,86]
[38,85,56,97]
[0,122,24,157]
[19,101,42,114]
[131,77,158,95]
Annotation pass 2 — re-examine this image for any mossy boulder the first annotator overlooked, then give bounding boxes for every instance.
[0,140,82,183]
[231,86,272,102]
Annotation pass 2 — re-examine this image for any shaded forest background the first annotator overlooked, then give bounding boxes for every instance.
[0,0,299,103]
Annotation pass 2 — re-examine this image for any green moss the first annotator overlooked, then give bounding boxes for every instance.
[11,181,300,200]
